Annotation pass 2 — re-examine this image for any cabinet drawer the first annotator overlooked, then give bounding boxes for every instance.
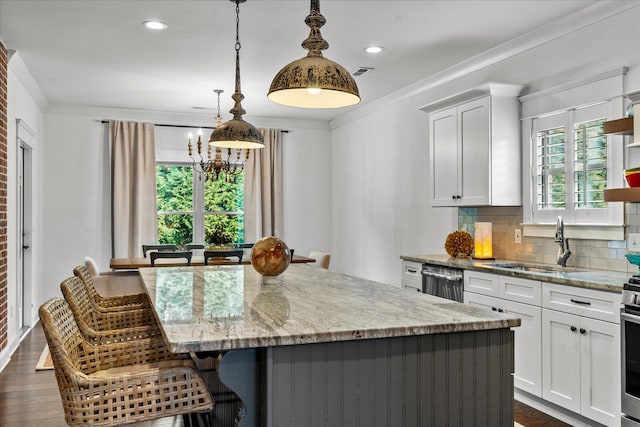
[464,271,499,297]
[542,282,622,324]
[402,279,422,293]
[402,261,422,282]
[499,276,542,306]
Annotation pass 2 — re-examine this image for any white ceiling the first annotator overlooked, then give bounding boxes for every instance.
[0,0,603,122]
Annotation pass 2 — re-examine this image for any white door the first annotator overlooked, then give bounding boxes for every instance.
[502,299,542,397]
[580,316,620,426]
[542,308,581,413]
[458,96,491,206]
[16,119,33,334]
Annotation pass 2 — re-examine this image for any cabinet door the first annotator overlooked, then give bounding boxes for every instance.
[580,316,620,426]
[401,261,422,291]
[458,97,491,206]
[542,308,581,413]
[430,106,459,206]
[502,299,542,397]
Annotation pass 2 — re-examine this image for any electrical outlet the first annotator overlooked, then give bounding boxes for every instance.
[630,233,640,251]
[514,229,522,244]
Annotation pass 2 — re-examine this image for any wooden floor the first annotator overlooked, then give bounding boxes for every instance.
[0,324,570,427]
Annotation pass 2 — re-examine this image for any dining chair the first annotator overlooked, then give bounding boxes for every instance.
[60,276,161,344]
[203,249,244,265]
[186,243,205,250]
[308,251,331,269]
[73,265,150,312]
[38,297,213,427]
[150,250,192,266]
[142,243,178,257]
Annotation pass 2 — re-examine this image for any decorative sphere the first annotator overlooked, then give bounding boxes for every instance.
[250,236,291,277]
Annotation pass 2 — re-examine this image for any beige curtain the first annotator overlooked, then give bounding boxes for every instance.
[244,129,283,243]
[110,121,157,258]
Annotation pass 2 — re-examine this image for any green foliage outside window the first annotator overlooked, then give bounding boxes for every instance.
[157,165,193,245]
[156,164,244,246]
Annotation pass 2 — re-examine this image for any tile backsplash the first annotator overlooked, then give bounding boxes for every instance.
[458,205,639,274]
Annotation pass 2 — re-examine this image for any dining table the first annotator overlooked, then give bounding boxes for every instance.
[109,254,315,270]
[138,264,519,427]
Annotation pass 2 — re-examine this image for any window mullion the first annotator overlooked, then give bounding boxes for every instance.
[193,174,205,244]
[565,110,576,222]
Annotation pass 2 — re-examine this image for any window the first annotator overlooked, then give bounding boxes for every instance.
[531,102,621,225]
[156,164,244,245]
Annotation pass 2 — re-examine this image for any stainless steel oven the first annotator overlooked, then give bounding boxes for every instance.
[622,278,640,425]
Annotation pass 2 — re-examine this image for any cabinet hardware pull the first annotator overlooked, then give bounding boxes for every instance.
[407,269,417,274]
[570,299,591,306]
[580,328,586,334]
[491,307,497,311]
[452,195,456,200]
[421,271,463,281]
[498,308,504,313]
[570,326,577,332]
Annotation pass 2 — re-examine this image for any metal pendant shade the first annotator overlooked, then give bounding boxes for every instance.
[210,0,264,150]
[268,0,360,109]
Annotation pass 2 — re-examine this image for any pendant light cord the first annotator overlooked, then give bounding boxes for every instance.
[230,0,246,120]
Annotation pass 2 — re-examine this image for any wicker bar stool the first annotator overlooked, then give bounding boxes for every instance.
[73,265,150,312]
[61,276,161,344]
[39,298,213,427]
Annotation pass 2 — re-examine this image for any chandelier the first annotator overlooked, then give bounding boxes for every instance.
[187,89,248,182]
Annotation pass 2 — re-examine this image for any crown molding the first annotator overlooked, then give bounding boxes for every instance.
[8,51,48,112]
[330,1,639,130]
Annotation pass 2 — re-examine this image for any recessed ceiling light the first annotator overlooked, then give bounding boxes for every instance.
[142,20,168,31]
[365,46,384,54]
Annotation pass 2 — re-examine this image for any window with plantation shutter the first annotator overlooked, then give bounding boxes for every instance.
[530,102,621,225]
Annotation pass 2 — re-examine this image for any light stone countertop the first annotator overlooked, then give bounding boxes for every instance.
[401,254,630,293]
[139,264,520,353]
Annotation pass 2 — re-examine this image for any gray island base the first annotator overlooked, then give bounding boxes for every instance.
[139,265,519,427]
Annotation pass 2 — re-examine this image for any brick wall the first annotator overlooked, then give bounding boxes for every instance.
[0,42,7,351]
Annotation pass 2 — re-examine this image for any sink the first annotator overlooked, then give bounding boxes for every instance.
[488,262,584,274]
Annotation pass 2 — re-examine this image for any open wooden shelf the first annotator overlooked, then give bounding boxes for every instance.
[603,117,634,135]
[604,187,640,202]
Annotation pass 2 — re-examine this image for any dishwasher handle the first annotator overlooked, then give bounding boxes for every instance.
[421,270,463,282]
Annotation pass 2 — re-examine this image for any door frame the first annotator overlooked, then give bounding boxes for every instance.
[16,119,34,334]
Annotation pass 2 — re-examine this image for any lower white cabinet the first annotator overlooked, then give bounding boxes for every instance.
[542,307,620,426]
[464,291,542,397]
[401,260,422,292]
[464,270,622,426]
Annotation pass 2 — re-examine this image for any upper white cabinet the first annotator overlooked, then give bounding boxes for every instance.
[422,83,524,207]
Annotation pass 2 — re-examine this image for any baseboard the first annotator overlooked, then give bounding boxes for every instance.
[515,389,608,427]
[0,321,37,374]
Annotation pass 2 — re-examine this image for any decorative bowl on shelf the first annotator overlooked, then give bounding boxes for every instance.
[625,170,640,187]
[625,253,640,274]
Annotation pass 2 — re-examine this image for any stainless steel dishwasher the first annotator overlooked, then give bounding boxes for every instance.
[421,264,464,302]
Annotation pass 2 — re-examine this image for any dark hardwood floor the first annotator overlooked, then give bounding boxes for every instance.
[0,324,570,427]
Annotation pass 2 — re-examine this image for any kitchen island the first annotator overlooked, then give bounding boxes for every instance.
[139,264,520,427]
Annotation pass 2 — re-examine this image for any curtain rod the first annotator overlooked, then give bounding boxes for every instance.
[99,120,289,132]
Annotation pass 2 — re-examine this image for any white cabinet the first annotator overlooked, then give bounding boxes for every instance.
[464,271,543,396]
[427,85,523,207]
[464,289,542,397]
[541,283,621,427]
[401,260,422,292]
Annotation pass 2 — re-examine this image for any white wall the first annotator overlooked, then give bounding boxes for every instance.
[41,106,332,293]
[330,4,640,286]
[2,52,46,368]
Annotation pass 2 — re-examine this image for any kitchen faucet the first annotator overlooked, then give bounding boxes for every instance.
[555,216,571,267]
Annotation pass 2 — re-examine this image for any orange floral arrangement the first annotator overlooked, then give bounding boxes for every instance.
[444,230,474,258]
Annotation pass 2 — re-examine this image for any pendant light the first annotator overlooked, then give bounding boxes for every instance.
[210,0,264,150]
[268,0,360,109]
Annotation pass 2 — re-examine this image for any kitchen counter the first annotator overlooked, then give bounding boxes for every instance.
[139,264,520,352]
[401,254,629,293]
[140,264,518,426]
